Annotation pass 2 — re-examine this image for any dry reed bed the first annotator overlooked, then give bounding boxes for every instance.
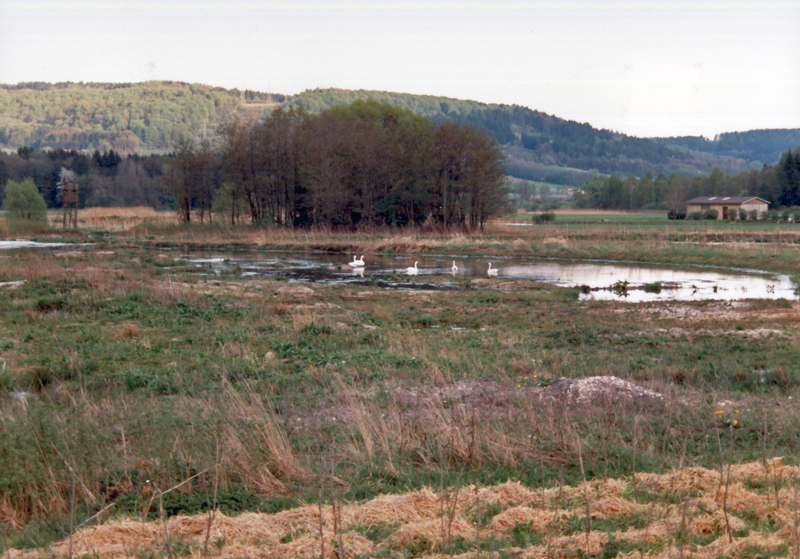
[4,459,798,559]
[77,207,177,231]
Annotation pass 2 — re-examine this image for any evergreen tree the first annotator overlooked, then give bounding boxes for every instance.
[778,150,800,207]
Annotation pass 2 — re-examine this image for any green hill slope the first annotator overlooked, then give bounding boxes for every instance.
[0,81,284,153]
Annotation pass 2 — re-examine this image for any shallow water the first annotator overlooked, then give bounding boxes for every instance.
[178,250,797,302]
[0,240,72,249]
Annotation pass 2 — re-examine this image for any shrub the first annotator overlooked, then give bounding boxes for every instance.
[531,211,556,224]
[2,179,48,223]
[748,209,759,221]
[688,211,703,220]
[704,209,719,220]
[738,208,748,221]
[643,282,662,294]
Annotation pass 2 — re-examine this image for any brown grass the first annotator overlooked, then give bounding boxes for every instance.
[77,206,177,231]
[5,460,798,559]
[114,322,143,340]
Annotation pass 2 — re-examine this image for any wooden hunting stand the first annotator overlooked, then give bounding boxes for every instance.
[54,181,79,229]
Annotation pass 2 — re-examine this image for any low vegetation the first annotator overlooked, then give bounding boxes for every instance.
[0,215,799,557]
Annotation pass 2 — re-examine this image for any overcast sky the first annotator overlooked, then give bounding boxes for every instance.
[2,0,799,138]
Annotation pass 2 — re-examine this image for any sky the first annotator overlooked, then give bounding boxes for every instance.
[2,0,799,139]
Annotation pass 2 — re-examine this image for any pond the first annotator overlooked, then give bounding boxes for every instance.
[178,250,797,302]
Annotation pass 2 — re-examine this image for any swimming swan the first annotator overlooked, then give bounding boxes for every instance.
[487,262,499,276]
[451,261,458,273]
[406,261,418,275]
[348,255,365,267]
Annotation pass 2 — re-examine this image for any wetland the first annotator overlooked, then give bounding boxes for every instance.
[1,218,800,555]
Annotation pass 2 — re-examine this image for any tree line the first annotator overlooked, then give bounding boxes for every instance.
[168,100,508,229]
[571,146,800,215]
[0,147,169,209]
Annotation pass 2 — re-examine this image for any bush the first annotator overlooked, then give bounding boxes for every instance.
[531,211,556,224]
[643,282,662,294]
[688,211,704,220]
[3,179,48,226]
[738,208,748,221]
[704,209,718,220]
[748,209,759,221]
[667,209,686,220]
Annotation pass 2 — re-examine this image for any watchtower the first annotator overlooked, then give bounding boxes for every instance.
[54,181,79,229]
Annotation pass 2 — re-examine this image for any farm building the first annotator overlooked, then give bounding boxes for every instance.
[685,196,770,220]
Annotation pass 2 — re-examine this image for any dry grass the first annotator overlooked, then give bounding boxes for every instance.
[78,206,177,231]
[114,322,143,341]
[4,460,798,559]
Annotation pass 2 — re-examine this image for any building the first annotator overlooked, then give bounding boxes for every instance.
[685,196,770,220]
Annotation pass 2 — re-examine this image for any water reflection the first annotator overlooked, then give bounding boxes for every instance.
[178,250,797,302]
[0,240,72,249]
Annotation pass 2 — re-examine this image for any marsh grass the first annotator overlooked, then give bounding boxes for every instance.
[77,207,177,231]
[1,222,799,553]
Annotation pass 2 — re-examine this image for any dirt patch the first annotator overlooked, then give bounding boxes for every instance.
[635,301,800,324]
[547,375,664,403]
[650,326,788,339]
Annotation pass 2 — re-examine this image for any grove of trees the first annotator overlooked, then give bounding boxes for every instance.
[167,101,509,229]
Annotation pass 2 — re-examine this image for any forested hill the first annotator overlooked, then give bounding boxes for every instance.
[1,81,791,185]
[652,129,800,167]
[0,81,284,153]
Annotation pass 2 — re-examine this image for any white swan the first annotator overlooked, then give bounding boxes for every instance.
[487,262,499,276]
[348,255,365,267]
[406,261,418,275]
[451,260,458,273]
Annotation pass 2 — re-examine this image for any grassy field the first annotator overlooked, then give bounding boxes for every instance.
[1,212,800,557]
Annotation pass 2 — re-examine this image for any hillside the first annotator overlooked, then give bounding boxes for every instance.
[653,128,800,166]
[1,81,795,185]
[0,81,284,153]
[291,89,759,183]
